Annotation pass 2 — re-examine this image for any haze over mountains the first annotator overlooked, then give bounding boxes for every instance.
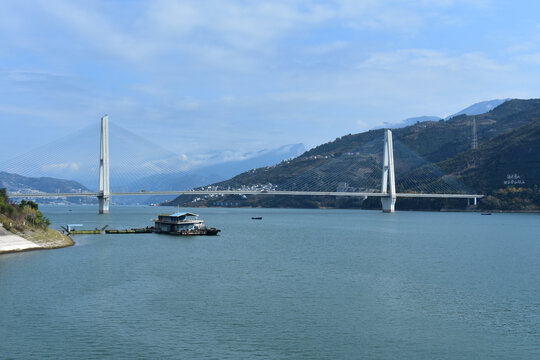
[1,142,305,204]
[114,143,305,204]
[124,144,306,192]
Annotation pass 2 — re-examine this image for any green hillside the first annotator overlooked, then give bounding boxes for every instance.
[165,99,540,211]
[438,119,540,210]
[436,118,540,192]
[0,188,74,252]
[1,189,50,230]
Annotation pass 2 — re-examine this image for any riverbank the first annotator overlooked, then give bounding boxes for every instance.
[0,223,73,254]
[162,204,540,213]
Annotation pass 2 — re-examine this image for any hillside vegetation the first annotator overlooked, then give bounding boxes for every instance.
[1,188,73,250]
[165,99,540,211]
[1,188,50,231]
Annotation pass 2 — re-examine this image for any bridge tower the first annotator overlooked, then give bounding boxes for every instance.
[381,129,396,213]
[98,115,110,214]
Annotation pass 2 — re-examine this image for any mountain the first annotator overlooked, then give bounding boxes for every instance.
[0,171,94,204]
[0,171,90,193]
[375,99,510,130]
[446,98,511,119]
[400,118,540,210]
[431,119,540,192]
[164,98,540,210]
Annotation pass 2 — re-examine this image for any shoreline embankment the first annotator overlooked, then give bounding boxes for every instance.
[0,223,74,255]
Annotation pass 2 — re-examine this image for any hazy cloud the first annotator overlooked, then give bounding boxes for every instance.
[41,163,80,171]
[1,0,539,159]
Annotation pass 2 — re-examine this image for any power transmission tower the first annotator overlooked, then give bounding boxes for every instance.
[472,116,478,150]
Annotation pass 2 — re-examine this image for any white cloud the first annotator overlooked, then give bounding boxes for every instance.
[2,0,540,158]
[0,0,499,78]
[266,91,341,103]
[358,49,507,72]
[174,98,203,111]
[303,41,349,54]
[516,53,540,65]
[22,0,473,65]
[41,163,80,171]
[33,0,158,62]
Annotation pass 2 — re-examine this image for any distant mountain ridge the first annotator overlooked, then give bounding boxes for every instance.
[0,171,90,194]
[446,98,511,119]
[376,98,511,130]
[0,171,94,204]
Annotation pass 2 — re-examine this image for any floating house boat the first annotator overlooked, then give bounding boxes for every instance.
[153,212,220,236]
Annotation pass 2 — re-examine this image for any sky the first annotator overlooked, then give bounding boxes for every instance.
[2,0,540,163]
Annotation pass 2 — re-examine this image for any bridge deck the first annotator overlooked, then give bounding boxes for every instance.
[8,190,484,199]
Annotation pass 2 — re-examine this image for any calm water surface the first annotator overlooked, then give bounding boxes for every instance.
[1,206,539,359]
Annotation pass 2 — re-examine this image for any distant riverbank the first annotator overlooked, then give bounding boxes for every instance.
[159,203,540,213]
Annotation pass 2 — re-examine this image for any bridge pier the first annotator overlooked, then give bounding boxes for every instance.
[381,129,396,213]
[467,197,478,207]
[98,196,109,214]
[381,196,396,213]
[97,115,110,214]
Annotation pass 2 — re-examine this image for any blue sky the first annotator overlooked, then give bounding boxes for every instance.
[2,0,540,163]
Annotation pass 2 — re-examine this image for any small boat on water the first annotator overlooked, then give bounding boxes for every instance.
[481,212,492,215]
[251,217,263,220]
[153,212,221,236]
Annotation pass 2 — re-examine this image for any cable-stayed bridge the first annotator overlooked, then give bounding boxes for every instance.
[5,116,483,213]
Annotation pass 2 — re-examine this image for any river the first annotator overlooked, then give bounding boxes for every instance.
[1,206,539,359]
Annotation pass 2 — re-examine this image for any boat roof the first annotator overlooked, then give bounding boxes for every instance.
[168,212,198,217]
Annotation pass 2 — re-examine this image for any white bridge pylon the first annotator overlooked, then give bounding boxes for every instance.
[97,115,110,214]
[381,129,396,213]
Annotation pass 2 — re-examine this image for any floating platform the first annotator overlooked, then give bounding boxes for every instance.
[69,229,104,235]
[62,225,109,235]
[165,228,221,236]
[105,227,154,234]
